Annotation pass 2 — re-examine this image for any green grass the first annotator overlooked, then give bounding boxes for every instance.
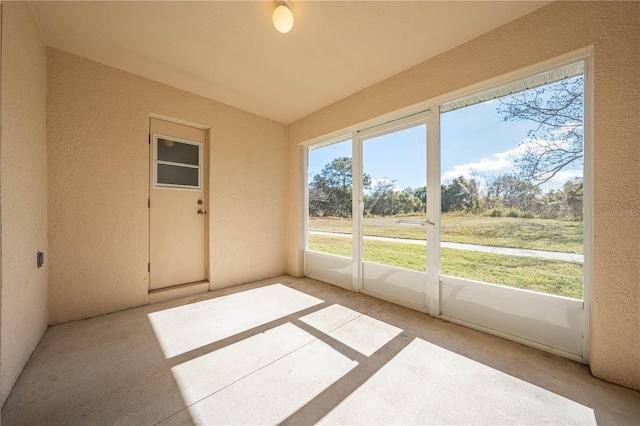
[441,248,582,299]
[363,239,427,272]
[309,213,583,253]
[308,234,583,299]
[309,234,353,257]
[441,213,583,253]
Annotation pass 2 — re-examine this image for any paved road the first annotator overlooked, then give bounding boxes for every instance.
[309,231,584,263]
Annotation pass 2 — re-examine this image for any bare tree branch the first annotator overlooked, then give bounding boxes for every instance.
[498,77,584,186]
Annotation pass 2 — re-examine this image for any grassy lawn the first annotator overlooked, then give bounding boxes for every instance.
[309,213,583,253]
[442,213,583,253]
[308,234,583,299]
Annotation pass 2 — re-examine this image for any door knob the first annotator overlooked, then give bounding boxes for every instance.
[197,209,204,215]
[197,200,203,205]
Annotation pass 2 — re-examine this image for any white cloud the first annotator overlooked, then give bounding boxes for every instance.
[441,144,524,183]
[370,177,391,187]
[548,169,583,183]
[441,139,582,191]
[441,157,511,182]
[369,177,404,192]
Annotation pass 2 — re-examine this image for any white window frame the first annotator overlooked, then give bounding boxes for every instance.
[302,48,592,363]
[434,55,592,362]
[153,133,203,191]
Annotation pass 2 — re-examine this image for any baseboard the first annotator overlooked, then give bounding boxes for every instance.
[148,280,209,304]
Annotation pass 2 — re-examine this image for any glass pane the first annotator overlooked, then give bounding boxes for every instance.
[362,124,427,271]
[307,139,353,258]
[157,138,200,166]
[157,164,199,187]
[440,75,584,299]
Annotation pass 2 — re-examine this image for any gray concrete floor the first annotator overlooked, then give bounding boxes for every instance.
[2,275,638,425]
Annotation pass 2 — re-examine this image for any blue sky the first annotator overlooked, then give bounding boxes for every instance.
[308,97,583,194]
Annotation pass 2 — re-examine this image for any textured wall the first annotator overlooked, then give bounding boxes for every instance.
[1,2,49,405]
[287,2,640,390]
[47,49,287,324]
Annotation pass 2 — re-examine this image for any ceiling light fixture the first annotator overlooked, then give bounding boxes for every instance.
[272,0,294,34]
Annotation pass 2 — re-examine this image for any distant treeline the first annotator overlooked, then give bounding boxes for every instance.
[309,157,583,220]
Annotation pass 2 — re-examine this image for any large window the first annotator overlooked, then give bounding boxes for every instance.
[304,59,590,359]
[440,66,584,299]
[307,137,353,258]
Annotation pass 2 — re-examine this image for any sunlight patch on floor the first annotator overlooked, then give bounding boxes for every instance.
[147,284,323,358]
[301,304,403,356]
[171,323,317,405]
[185,337,358,425]
[149,283,596,425]
[318,338,597,425]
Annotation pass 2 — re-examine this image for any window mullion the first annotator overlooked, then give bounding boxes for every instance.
[352,132,364,292]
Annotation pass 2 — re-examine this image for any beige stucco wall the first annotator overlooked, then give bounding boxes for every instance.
[287,2,640,390]
[1,2,49,405]
[47,48,287,324]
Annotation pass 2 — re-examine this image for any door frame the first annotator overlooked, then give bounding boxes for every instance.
[353,111,435,312]
[148,115,211,300]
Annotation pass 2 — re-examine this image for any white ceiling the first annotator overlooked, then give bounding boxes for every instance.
[31,1,549,124]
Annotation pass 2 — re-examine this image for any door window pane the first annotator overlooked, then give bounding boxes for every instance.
[157,138,200,166]
[307,138,353,258]
[154,135,201,189]
[157,164,199,187]
[362,125,427,271]
[440,74,584,299]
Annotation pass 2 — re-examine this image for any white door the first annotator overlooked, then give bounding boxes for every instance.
[149,118,207,291]
[304,112,434,311]
[356,115,432,311]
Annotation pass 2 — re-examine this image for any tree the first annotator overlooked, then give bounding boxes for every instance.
[367,178,398,216]
[486,174,540,213]
[308,185,329,217]
[413,186,426,205]
[563,179,583,219]
[463,176,481,212]
[535,189,563,219]
[397,188,424,215]
[497,77,584,186]
[308,157,370,218]
[441,176,477,213]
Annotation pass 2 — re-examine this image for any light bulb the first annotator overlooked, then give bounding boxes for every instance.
[272,3,294,33]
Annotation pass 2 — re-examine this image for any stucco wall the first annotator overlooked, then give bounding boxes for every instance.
[47,49,287,324]
[1,2,49,405]
[287,2,640,390]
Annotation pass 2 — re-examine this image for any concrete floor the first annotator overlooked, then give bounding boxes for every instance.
[3,275,639,425]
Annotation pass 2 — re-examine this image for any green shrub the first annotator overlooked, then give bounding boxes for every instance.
[506,209,520,218]
[489,208,503,217]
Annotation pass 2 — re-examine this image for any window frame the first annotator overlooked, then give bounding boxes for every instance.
[152,133,203,191]
[301,50,593,362]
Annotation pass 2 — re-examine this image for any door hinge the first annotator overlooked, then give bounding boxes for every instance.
[148,262,150,272]
[148,134,151,144]
[148,198,150,208]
